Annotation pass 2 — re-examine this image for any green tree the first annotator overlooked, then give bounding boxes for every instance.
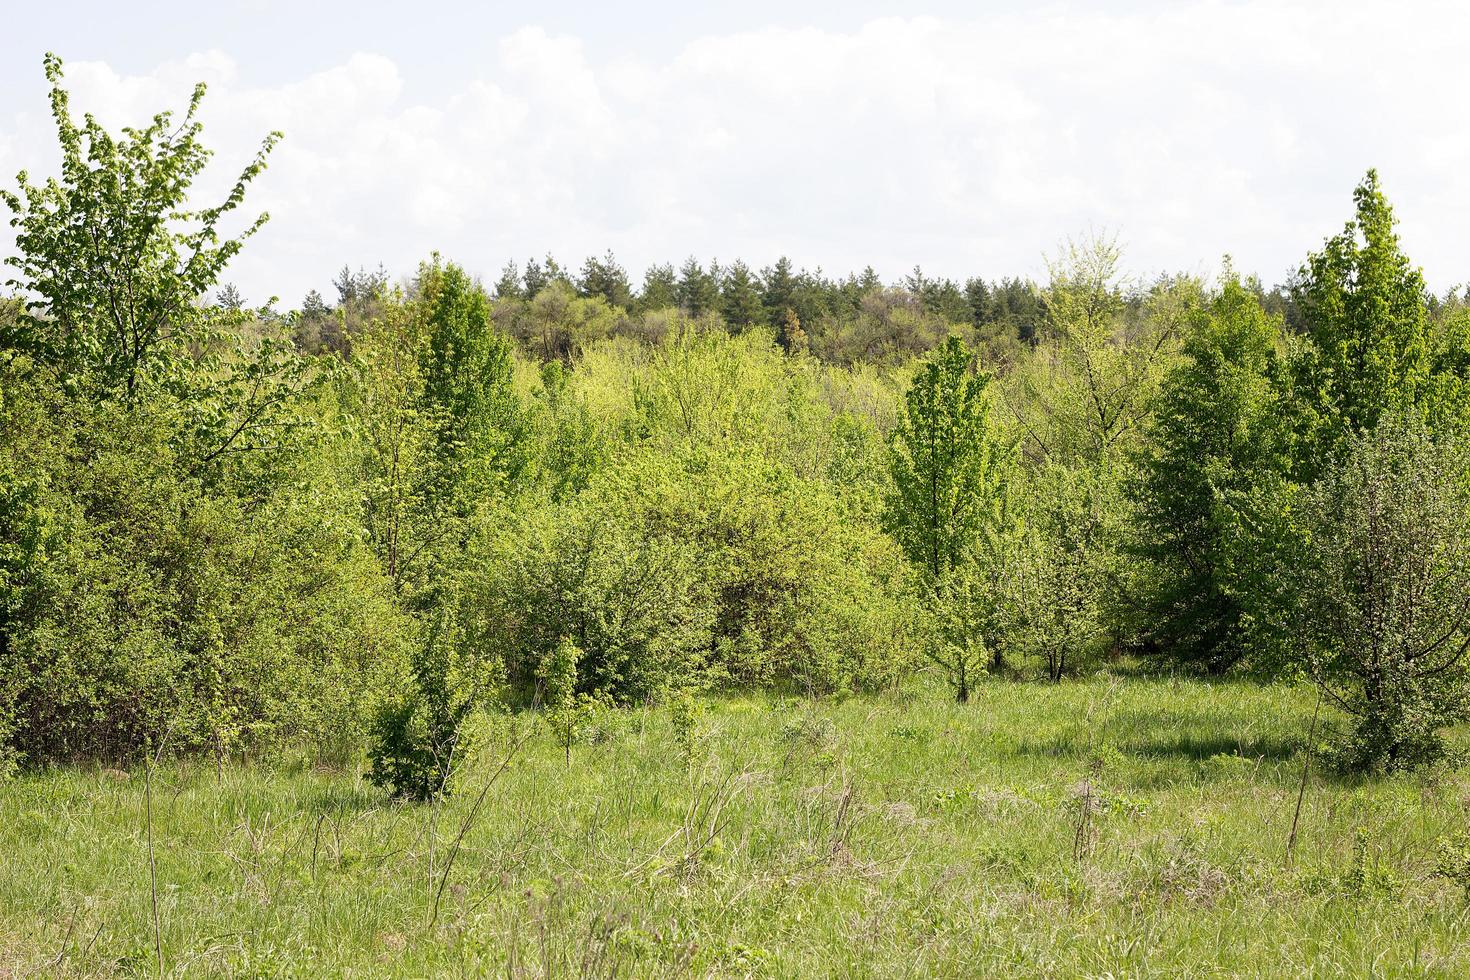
[348,292,433,592]
[1284,413,1470,770]
[578,251,633,310]
[493,261,523,300]
[367,605,498,800]
[761,256,798,324]
[887,336,1008,582]
[720,260,766,332]
[1291,170,1432,470]
[887,337,1010,701]
[1011,465,1105,681]
[1128,275,1294,673]
[415,256,525,512]
[637,262,677,312]
[676,257,720,317]
[2,54,280,399]
[536,636,603,768]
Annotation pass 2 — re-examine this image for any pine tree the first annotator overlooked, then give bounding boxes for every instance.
[720,260,765,332]
[965,277,991,328]
[578,250,633,309]
[761,256,797,323]
[676,257,719,317]
[637,263,677,312]
[493,261,523,300]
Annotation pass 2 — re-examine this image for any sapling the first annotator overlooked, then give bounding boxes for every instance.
[539,637,601,768]
[669,687,707,773]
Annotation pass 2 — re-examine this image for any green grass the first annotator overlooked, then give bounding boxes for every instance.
[6,674,1470,977]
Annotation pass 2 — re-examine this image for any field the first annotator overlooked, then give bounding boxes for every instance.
[4,674,1469,978]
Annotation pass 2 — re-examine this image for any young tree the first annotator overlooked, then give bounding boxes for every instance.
[888,336,1008,582]
[1286,413,1470,770]
[887,336,1010,700]
[537,636,602,768]
[1128,275,1294,673]
[415,255,525,512]
[1291,170,1431,470]
[1,54,280,399]
[1011,466,1105,682]
[367,605,498,801]
[350,292,432,592]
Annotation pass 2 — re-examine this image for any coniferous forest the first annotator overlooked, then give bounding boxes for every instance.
[5,54,1470,977]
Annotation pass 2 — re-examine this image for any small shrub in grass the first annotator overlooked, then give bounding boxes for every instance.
[777,714,837,757]
[1201,752,1257,781]
[1304,828,1404,898]
[1341,828,1401,897]
[367,608,499,801]
[668,687,707,772]
[1434,832,1470,897]
[538,636,607,767]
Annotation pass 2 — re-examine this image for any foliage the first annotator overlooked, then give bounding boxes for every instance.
[1290,170,1432,468]
[1284,412,1470,770]
[0,358,403,764]
[886,336,1010,584]
[0,61,398,769]
[1,54,279,400]
[367,606,501,801]
[1127,274,1295,672]
[477,447,920,700]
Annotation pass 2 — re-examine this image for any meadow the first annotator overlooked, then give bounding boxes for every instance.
[6,673,1468,978]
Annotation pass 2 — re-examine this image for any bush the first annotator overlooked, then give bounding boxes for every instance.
[1285,412,1470,771]
[472,447,922,701]
[367,606,499,801]
[0,361,407,766]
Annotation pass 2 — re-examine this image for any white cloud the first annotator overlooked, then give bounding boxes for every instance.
[2,1,1467,307]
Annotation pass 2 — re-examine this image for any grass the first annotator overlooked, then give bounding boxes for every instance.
[5,672,1470,977]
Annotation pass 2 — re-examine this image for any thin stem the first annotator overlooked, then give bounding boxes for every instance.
[1286,691,1323,869]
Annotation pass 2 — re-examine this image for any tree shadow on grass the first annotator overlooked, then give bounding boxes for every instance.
[1010,713,1301,765]
[304,782,384,817]
[1122,731,1299,763]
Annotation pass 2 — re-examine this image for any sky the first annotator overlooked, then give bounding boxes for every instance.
[1,0,1466,307]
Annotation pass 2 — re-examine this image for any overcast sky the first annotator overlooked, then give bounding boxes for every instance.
[1,0,1465,306]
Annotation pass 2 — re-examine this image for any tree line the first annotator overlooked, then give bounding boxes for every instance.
[3,56,1470,796]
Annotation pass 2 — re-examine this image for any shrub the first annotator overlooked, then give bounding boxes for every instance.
[0,367,406,766]
[472,447,921,701]
[1285,412,1470,771]
[367,606,500,801]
